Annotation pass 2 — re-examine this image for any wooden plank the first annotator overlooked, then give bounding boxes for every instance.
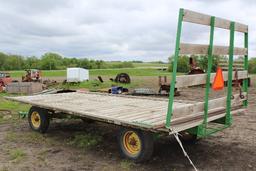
[183,9,248,33]
[170,109,244,132]
[154,108,245,131]
[221,67,244,71]
[219,63,244,67]
[4,92,247,133]
[145,93,246,125]
[179,43,247,55]
[219,60,244,64]
[175,70,248,88]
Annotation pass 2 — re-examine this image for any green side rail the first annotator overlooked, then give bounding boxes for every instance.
[165,8,184,128]
[166,9,249,136]
[243,32,249,106]
[202,16,215,126]
[225,22,235,125]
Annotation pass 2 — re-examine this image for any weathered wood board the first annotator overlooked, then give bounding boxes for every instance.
[5,92,246,132]
[179,43,247,55]
[183,9,248,33]
[6,82,43,94]
[175,71,248,88]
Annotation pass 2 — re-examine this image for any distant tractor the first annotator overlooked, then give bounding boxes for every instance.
[0,72,12,92]
[22,69,42,82]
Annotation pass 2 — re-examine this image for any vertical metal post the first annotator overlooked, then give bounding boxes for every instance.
[225,22,235,125]
[243,32,249,106]
[165,8,184,128]
[203,16,215,127]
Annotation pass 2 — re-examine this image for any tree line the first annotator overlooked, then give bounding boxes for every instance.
[0,52,134,70]
[1,51,256,74]
[168,55,256,74]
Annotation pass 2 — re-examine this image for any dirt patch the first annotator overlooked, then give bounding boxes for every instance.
[0,76,255,171]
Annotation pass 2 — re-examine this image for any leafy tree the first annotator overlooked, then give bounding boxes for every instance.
[168,55,190,73]
[248,58,256,73]
[0,52,7,70]
[40,52,63,70]
[25,56,40,69]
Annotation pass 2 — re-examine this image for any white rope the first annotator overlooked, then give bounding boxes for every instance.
[169,128,198,171]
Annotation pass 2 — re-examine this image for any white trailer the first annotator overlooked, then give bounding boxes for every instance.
[66,68,89,82]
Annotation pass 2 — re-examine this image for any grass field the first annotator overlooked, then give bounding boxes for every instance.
[5,62,170,78]
[104,61,168,68]
[8,68,171,78]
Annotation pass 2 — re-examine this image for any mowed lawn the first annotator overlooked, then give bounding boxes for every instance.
[8,68,172,78]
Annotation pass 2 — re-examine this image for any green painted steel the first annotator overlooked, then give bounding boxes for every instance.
[243,32,249,106]
[196,16,216,136]
[165,8,184,128]
[167,9,248,137]
[203,16,215,125]
[225,22,235,125]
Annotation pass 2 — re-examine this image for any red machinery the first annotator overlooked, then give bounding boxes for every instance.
[0,72,12,92]
[159,57,204,95]
[22,69,42,82]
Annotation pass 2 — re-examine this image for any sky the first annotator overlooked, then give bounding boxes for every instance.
[0,0,255,62]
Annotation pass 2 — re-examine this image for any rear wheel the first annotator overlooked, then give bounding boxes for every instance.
[28,107,50,133]
[118,128,153,162]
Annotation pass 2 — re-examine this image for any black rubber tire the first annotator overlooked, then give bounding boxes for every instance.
[28,106,50,134]
[118,128,154,162]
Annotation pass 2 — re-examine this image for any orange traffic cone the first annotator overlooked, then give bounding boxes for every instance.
[212,67,224,91]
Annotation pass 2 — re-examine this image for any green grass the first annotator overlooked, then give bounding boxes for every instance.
[132,62,168,68]
[0,93,30,113]
[8,70,66,78]
[104,61,168,68]
[9,149,26,161]
[60,79,140,91]
[8,67,171,78]
[67,133,102,149]
[90,68,170,76]
[0,93,30,124]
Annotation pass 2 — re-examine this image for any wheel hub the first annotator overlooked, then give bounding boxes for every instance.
[31,111,41,128]
[123,131,141,155]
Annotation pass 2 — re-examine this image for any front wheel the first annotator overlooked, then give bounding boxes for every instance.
[118,128,154,162]
[28,106,50,134]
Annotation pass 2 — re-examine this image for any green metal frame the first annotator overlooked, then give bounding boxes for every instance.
[166,9,249,137]
[165,8,184,128]
[243,32,249,106]
[225,22,235,125]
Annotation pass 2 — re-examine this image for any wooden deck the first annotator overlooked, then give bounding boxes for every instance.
[6,92,246,132]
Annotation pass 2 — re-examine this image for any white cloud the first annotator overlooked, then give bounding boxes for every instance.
[0,0,254,61]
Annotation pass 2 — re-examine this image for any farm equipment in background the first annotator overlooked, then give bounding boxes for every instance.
[158,76,180,96]
[22,69,42,82]
[0,72,12,92]
[188,57,205,75]
[159,57,204,95]
[219,59,251,87]
[110,73,131,84]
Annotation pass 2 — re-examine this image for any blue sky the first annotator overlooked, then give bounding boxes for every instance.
[0,0,255,61]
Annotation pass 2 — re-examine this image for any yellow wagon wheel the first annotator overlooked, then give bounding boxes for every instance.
[118,128,153,162]
[28,106,50,134]
[123,131,142,156]
[31,111,41,128]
